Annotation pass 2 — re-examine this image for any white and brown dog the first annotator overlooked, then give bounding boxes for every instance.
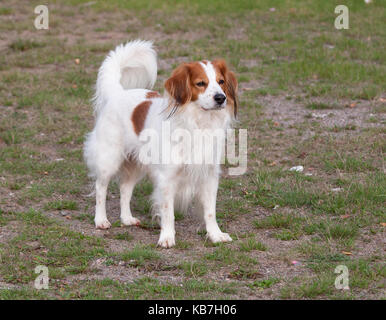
[84,40,238,248]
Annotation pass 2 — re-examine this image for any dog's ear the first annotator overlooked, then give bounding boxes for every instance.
[165,64,192,106]
[226,70,238,118]
[212,59,238,118]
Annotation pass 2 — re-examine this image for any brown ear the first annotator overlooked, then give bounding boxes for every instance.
[164,64,192,106]
[212,59,238,117]
[226,70,238,117]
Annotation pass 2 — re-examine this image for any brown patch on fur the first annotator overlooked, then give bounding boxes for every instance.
[212,59,238,117]
[146,91,161,99]
[131,100,151,135]
[189,62,209,101]
[164,62,208,106]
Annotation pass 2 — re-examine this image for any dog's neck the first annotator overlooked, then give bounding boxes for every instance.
[163,98,233,132]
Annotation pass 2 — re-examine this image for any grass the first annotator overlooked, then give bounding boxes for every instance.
[306,102,340,110]
[254,212,305,229]
[323,155,375,173]
[205,244,258,267]
[59,277,238,299]
[248,277,280,289]
[112,232,134,241]
[0,0,384,299]
[0,7,13,15]
[0,210,106,284]
[9,39,46,51]
[178,261,208,277]
[239,238,267,252]
[113,245,160,266]
[281,257,385,299]
[44,200,78,211]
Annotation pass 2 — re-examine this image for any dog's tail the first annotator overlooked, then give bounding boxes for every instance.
[93,40,157,116]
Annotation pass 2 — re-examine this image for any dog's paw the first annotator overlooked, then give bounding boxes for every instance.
[95,218,111,230]
[121,216,141,226]
[157,232,176,248]
[208,232,232,243]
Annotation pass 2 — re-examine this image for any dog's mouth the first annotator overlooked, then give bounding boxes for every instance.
[201,105,225,111]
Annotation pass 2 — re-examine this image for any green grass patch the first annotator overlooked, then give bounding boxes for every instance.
[254,212,304,229]
[0,210,106,284]
[229,267,262,280]
[0,7,13,15]
[323,155,375,173]
[248,277,280,289]
[305,102,340,110]
[9,39,46,51]
[239,238,267,252]
[112,245,160,266]
[58,277,237,299]
[44,200,78,211]
[178,261,208,277]
[112,232,134,241]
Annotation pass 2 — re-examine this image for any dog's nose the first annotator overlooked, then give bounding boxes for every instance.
[214,93,226,105]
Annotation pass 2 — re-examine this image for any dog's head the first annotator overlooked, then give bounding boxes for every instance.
[165,60,238,117]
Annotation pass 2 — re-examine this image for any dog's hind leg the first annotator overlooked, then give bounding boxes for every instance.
[93,142,124,230]
[119,160,143,226]
[95,174,113,229]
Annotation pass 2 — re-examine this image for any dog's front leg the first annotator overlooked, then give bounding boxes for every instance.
[198,175,232,243]
[156,187,176,248]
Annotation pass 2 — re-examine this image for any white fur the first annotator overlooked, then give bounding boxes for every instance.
[198,61,227,110]
[84,40,233,248]
[93,40,157,117]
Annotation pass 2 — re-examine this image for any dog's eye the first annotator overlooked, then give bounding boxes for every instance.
[218,79,225,85]
[196,81,206,87]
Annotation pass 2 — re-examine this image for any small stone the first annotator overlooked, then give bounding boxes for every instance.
[289,165,304,172]
[26,241,41,250]
[312,113,328,119]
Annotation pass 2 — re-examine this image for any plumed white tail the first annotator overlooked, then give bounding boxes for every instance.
[93,40,157,116]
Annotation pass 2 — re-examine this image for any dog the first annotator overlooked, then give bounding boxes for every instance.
[84,40,238,248]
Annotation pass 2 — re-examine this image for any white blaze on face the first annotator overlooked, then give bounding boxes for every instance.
[198,62,226,110]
